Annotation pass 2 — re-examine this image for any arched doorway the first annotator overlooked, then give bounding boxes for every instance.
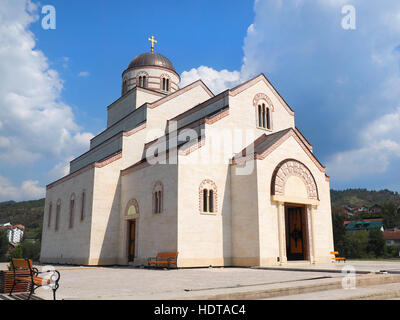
[125,199,139,263]
[271,159,319,263]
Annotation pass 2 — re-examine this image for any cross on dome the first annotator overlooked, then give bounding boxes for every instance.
[148,36,157,52]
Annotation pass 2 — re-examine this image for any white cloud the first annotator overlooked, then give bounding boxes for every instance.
[0,175,45,201]
[0,0,94,200]
[49,157,73,181]
[0,0,93,164]
[78,71,90,77]
[181,66,242,94]
[326,107,400,181]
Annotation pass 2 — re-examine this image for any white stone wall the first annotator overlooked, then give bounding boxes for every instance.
[230,162,261,266]
[119,163,179,266]
[88,157,123,265]
[176,160,232,268]
[40,166,95,265]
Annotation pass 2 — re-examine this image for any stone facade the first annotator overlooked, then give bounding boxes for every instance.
[40,51,334,267]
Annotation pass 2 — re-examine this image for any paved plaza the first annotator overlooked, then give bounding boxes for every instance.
[1,260,400,300]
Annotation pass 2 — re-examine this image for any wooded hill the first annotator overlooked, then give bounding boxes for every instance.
[0,199,44,241]
[331,189,400,208]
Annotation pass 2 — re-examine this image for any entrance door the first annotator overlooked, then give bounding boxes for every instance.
[128,220,136,262]
[286,206,305,260]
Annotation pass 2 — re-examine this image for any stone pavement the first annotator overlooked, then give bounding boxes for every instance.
[1,260,400,300]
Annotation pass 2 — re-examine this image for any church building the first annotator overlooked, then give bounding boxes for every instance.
[40,38,334,267]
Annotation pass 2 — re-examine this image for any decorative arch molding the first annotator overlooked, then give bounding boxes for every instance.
[271,159,319,201]
[253,93,274,111]
[152,181,164,193]
[136,71,149,87]
[198,179,218,213]
[136,71,149,78]
[125,198,140,219]
[160,73,171,80]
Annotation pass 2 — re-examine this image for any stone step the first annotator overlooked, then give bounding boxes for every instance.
[178,274,400,300]
[265,282,400,300]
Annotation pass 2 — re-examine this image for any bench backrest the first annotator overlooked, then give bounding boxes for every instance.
[157,252,178,258]
[330,251,339,255]
[11,258,33,270]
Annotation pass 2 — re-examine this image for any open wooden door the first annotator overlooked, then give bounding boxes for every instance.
[128,220,136,262]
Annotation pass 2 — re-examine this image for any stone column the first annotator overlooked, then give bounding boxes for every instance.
[307,205,316,264]
[277,202,287,264]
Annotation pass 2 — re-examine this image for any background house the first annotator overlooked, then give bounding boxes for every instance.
[383,229,400,246]
[0,223,25,245]
[345,220,384,233]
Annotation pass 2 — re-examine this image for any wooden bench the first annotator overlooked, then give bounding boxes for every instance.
[330,251,346,263]
[9,258,60,300]
[148,252,178,269]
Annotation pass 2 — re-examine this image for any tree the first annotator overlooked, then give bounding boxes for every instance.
[21,240,41,262]
[332,210,346,253]
[382,202,399,229]
[0,229,9,262]
[11,245,23,259]
[367,228,385,257]
[342,231,369,258]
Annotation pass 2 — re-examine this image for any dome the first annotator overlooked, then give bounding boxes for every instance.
[128,52,175,72]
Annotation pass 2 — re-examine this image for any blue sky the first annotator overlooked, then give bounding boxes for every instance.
[0,0,400,201]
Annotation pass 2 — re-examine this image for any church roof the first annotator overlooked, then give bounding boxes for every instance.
[128,52,175,72]
[231,127,326,174]
[233,128,292,160]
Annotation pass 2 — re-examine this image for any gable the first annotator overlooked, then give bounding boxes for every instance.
[230,74,294,116]
[231,128,325,174]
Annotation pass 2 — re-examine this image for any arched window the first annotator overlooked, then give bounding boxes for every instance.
[55,199,61,231]
[257,103,271,130]
[47,202,52,228]
[80,191,85,221]
[161,75,170,92]
[203,189,208,212]
[137,72,149,88]
[69,194,75,229]
[209,190,214,212]
[153,181,164,214]
[138,76,144,88]
[199,179,217,214]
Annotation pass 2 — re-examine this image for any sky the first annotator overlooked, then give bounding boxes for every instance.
[0,0,400,201]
